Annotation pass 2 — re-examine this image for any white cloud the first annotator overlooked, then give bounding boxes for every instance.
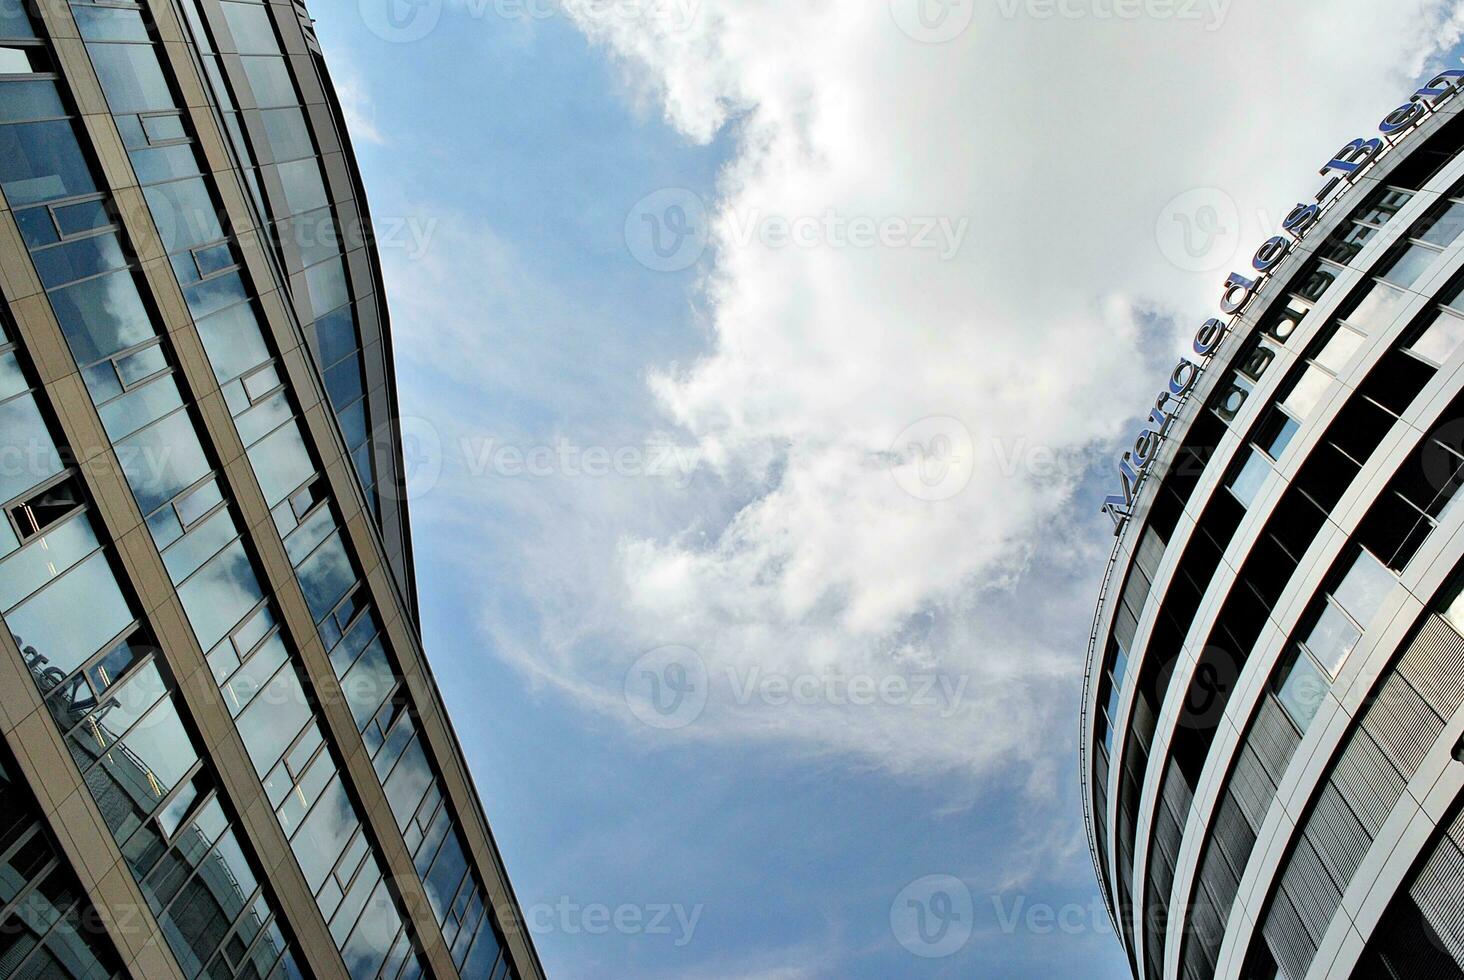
[393,1,1464,794]
[502,0,1464,784]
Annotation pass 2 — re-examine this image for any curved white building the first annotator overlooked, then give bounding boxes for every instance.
[1081,69,1464,980]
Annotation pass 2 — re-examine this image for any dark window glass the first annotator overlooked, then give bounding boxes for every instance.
[0,120,98,206]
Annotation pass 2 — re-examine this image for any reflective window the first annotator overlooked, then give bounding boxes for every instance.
[87,42,173,114]
[261,106,312,162]
[6,551,131,676]
[221,1,279,55]
[240,56,294,108]
[276,158,329,215]
[0,120,97,205]
[114,410,210,514]
[49,270,154,364]
[0,392,63,502]
[143,177,223,253]
[177,539,263,649]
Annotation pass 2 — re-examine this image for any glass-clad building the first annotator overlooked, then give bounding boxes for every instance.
[1081,70,1464,979]
[0,0,544,976]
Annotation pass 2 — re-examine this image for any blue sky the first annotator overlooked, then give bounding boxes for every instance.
[316,2,1464,976]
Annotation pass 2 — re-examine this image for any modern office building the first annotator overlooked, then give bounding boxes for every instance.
[0,0,544,977]
[1081,72,1464,979]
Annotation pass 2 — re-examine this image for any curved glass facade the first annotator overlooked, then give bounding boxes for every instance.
[0,0,542,976]
[1081,71,1464,980]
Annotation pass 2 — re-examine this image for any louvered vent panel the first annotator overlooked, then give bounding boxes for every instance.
[1252,697,1303,781]
[1212,791,1257,874]
[1306,780,1372,891]
[1399,614,1464,717]
[1263,886,1315,980]
[1232,744,1279,828]
[1410,835,1464,965]
[1362,675,1444,777]
[1282,835,1342,944]
[1332,730,1406,835]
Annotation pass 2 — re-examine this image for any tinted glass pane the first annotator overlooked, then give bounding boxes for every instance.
[32,232,128,288]
[1302,602,1362,676]
[1347,281,1407,333]
[0,393,63,503]
[312,306,358,367]
[297,532,353,622]
[1332,549,1393,626]
[196,302,270,383]
[73,6,150,41]
[261,107,311,162]
[143,178,223,253]
[6,551,131,675]
[1280,364,1331,420]
[177,539,262,649]
[1421,199,1464,247]
[129,142,202,184]
[88,42,175,114]
[1409,310,1464,366]
[1276,651,1327,732]
[115,411,210,514]
[277,158,328,215]
[306,258,349,317]
[240,56,293,108]
[247,422,314,506]
[222,1,279,54]
[0,120,98,205]
[1312,324,1364,374]
[50,269,154,364]
[0,0,37,38]
[237,665,311,774]
[1227,449,1268,508]
[0,79,64,123]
